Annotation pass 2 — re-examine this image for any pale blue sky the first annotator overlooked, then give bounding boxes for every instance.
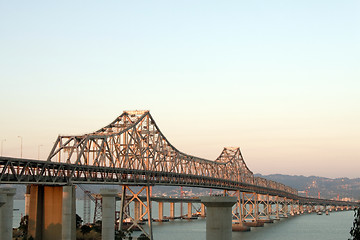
[0,1,359,178]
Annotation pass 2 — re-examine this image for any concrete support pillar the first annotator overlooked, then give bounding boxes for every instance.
[62,185,76,240]
[28,185,63,240]
[201,196,237,240]
[0,188,16,240]
[158,202,164,221]
[100,189,117,240]
[0,194,6,207]
[25,185,31,216]
[170,202,175,219]
[201,203,206,217]
[43,186,63,240]
[187,202,192,218]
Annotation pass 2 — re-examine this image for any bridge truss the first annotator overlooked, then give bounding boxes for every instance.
[0,110,358,239]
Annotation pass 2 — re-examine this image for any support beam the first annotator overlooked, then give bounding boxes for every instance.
[201,203,206,218]
[158,202,164,221]
[28,185,63,240]
[62,185,76,240]
[201,196,237,240]
[170,202,175,219]
[25,185,31,216]
[119,185,153,240]
[0,188,16,240]
[187,202,192,218]
[134,200,141,222]
[100,188,117,240]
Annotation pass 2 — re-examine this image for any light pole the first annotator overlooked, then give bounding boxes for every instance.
[38,144,43,160]
[1,139,5,156]
[17,136,23,158]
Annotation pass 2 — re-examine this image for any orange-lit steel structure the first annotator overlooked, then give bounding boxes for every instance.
[0,110,358,240]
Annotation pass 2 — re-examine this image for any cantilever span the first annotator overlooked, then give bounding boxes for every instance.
[45,110,297,196]
[0,110,357,240]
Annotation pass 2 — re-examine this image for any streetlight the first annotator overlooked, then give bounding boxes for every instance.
[17,136,23,158]
[38,144,43,160]
[1,139,6,156]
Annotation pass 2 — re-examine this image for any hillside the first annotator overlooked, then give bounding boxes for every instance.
[255,174,360,201]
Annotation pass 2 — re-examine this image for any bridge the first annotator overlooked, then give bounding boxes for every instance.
[0,110,358,240]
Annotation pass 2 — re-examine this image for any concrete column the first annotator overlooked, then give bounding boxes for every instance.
[62,185,76,240]
[101,189,118,240]
[170,202,175,219]
[200,203,206,217]
[187,202,192,218]
[201,196,237,240]
[0,194,6,207]
[28,185,64,240]
[43,186,63,240]
[25,185,31,216]
[0,193,5,239]
[0,188,16,240]
[28,185,43,239]
[158,202,164,220]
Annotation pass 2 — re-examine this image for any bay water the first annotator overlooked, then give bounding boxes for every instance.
[13,200,354,239]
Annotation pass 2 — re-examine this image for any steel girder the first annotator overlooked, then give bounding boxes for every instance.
[0,110,358,207]
[45,111,297,194]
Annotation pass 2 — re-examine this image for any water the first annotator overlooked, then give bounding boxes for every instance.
[13,200,354,240]
[150,211,354,240]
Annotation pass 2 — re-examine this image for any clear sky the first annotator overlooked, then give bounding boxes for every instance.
[0,1,359,178]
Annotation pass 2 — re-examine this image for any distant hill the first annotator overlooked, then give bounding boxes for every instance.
[255,174,360,201]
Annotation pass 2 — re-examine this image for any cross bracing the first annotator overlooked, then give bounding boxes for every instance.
[0,110,358,207]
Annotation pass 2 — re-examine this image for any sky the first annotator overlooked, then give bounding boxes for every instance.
[0,1,359,178]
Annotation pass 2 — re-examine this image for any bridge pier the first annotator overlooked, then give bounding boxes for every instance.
[27,185,76,240]
[62,186,76,240]
[257,194,273,224]
[187,202,192,218]
[170,202,175,219]
[158,201,164,221]
[25,185,31,216]
[274,196,280,220]
[0,187,16,240]
[119,185,153,240]
[201,196,237,240]
[100,189,117,240]
[280,197,288,218]
[242,192,264,227]
[201,203,206,217]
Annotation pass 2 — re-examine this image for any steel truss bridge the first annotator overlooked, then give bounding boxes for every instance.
[0,110,358,239]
